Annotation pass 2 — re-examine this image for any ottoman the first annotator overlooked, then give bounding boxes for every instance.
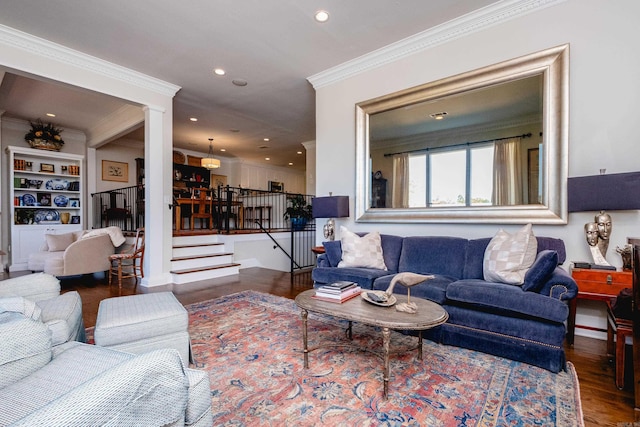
[94,292,191,363]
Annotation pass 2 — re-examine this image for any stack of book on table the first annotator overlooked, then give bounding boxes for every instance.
[313,281,361,303]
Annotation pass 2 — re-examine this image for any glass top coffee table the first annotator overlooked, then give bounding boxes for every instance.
[295,289,448,398]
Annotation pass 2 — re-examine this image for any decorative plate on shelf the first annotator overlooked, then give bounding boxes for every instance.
[45,179,69,191]
[173,150,186,164]
[361,290,397,307]
[34,209,60,224]
[53,195,69,207]
[22,193,36,206]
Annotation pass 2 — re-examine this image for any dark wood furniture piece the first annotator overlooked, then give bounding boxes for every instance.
[628,238,640,419]
[311,246,325,255]
[295,289,448,399]
[371,178,387,208]
[568,267,632,345]
[606,298,633,389]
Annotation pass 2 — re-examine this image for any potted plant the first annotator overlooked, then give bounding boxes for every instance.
[24,119,65,151]
[283,194,313,230]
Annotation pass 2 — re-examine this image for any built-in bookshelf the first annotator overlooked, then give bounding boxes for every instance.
[7,146,85,271]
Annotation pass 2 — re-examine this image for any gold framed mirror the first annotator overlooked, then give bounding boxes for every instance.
[355,44,569,224]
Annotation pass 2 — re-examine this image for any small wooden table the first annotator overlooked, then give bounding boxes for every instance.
[568,267,632,345]
[295,289,448,398]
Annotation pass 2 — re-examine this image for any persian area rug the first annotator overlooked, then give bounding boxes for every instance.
[186,290,584,426]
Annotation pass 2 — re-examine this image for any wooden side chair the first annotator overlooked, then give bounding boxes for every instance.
[190,188,214,230]
[108,228,145,290]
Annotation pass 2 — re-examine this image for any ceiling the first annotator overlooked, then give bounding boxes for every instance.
[0,0,499,171]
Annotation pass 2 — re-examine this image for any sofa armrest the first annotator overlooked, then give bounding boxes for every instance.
[316,253,330,267]
[537,267,578,301]
[12,349,189,426]
[0,273,60,302]
[62,234,115,276]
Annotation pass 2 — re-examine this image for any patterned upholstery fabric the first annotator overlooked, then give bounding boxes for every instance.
[37,291,85,345]
[337,226,387,270]
[0,312,51,388]
[483,224,538,285]
[95,292,190,363]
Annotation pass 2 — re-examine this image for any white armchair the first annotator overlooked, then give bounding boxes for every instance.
[0,273,84,345]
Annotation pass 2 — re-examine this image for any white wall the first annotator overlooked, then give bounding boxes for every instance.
[313,0,640,339]
[95,141,144,192]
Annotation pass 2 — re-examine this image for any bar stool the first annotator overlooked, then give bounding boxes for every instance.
[606,299,633,389]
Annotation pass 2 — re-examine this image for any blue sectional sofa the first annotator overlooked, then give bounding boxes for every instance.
[312,234,578,373]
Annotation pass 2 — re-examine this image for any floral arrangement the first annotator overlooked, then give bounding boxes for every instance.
[24,119,65,145]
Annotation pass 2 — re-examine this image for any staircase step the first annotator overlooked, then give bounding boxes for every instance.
[171,252,232,262]
[170,263,240,275]
[172,243,225,258]
[172,243,224,249]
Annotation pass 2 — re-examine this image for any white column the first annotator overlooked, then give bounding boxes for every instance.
[141,105,173,287]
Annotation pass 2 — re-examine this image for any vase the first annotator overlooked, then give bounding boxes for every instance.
[290,217,307,231]
[60,212,70,224]
[27,138,63,152]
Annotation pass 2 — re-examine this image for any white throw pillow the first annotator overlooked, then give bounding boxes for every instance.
[337,226,387,270]
[483,223,538,285]
[45,232,76,252]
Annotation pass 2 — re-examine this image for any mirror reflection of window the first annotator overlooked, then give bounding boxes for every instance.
[405,145,494,208]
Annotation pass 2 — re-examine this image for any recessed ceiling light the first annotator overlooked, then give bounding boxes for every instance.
[220,148,226,152]
[315,10,330,23]
[46,113,56,117]
[297,151,303,155]
[263,138,270,142]
[429,112,448,120]
[189,117,198,122]
[232,79,248,87]
[213,68,226,76]
[288,162,293,166]
[265,157,270,161]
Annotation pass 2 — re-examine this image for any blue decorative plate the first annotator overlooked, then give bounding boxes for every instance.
[34,210,60,223]
[53,195,69,207]
[45,179,69,191]
[22,193,36,206]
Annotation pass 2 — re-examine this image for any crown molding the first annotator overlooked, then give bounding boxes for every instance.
[307,0,566,89]
[0,24,181,97]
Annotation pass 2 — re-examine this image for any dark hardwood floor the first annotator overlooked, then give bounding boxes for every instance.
[53,268,636,426]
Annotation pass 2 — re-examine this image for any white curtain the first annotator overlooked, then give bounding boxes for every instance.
[491,137,523,206]
[391,153,409,208]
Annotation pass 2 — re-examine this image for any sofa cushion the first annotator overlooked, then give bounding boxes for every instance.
[398,236,468,278]
[337,227,387,270]
[483,224,537,285]
[373,274,455,304]
[323,234,404,272]
[522,250,559,293]
[446,279,569,323]
[45,232,76,252]
[0,296,41,320]
[322,241,343,267]
[312,267,392,290]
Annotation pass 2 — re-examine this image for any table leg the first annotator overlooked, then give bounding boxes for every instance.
[567,297,576,346]
[175,205,182,231]
[418,330,423,360]
[301,309,309,369]
[382,327,390,399]
[347,321,353,340]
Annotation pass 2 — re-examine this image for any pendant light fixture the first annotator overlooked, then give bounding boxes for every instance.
[201,138,220,169]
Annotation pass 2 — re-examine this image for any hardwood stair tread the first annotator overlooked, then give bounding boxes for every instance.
[170,263,241,274]
[172,243,224,249]
[171,253,233,261]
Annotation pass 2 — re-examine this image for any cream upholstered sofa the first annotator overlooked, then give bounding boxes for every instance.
[27,230,118,277]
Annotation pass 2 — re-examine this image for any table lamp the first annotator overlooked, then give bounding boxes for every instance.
[568,171,640,264]
[312,194,349,241]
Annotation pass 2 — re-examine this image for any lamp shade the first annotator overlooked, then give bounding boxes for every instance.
[568,172,640,212]
[312,196,349,218]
